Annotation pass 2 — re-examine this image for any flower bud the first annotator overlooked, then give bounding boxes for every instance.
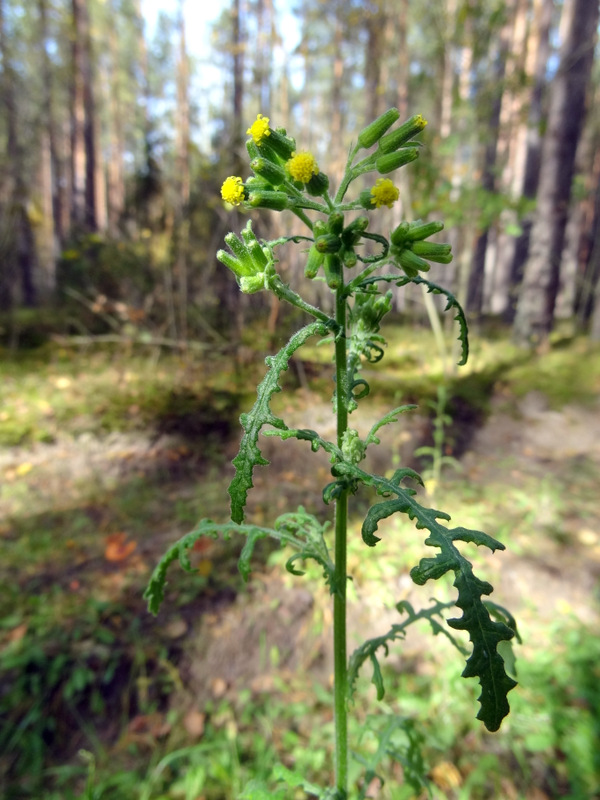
[247,190,289,210]
[405,220,445,241]
[250,157,287,187]
[341,248,358,268]
[246,139,260,160]
[323,254,342,289]
[305,244,324,279]
[378,115,428,154]
[390,221,410,247]
[358,191,376,210]
[411,241,453,263]
[313,220,328,238]
[241,221,268,267]
[395,248,430,277]
[239,273,267,294]
[306,171,330,197]
[357,108,400,149]
[328,211,344,235]
[342,216,369,247]
[224,232,254,273]
[315,234,342,254]
[267,129,296,160]
[375,148,419,174]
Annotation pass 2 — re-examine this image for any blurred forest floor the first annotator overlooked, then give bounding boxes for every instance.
[1,327,599,798]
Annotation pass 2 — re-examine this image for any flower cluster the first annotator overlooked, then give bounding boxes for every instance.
[218,109,451,287]
[389,220,452,278]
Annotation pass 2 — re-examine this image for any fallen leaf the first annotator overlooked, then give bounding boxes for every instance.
[431,761,462,791]
[104,532,137,562]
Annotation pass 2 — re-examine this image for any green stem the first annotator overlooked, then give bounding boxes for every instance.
[333,283,349,797]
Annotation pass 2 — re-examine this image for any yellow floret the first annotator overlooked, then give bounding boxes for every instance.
[370,178,399,209]
[221,176,245,206]
[287,151,319,184]
[246,114,271,145]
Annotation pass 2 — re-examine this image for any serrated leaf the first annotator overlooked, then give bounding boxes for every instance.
[333,460,516,731]
[348,599,464,700]
[228,322,328,522]
[144,509,334,614]
[359,274,469,365]
[365,405,418,446]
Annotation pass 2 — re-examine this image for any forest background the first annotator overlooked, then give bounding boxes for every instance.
[1,0,600,346]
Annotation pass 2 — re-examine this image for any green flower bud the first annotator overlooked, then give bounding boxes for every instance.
[328,211,344,235]
[250,157,287,187]
[375,148,419,174]
[358,191,376,210]
[267,128,296,160]
[224,232,254,273]
[306,171,330,197]
[247,191,289,210]
[315,234,342,254]
[395,248,430,276]
[390,221,410,247]
[241,221,268,267]
[411,241,453,263]
[405,220,445,241]
[313,220,328,238]
[342,216,369,247]
[216,249,250,278]
[341,248,358,268]
[323,254,342,289]
[246,139,260,160]
[239,273,267,294]
[378,114,428,154]
[305,244,324,279]
[357,108,400,149]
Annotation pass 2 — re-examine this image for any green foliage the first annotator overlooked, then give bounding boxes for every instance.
[150,108,519,796]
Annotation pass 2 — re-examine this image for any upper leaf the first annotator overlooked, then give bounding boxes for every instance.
[228,321,328,523]
[358,274,469,366]
[144,508,335,615]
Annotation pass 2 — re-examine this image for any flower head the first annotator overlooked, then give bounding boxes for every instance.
[221,176,245,206]
[370,178,399,209]
[287,151,319,184]
[246,114,271,145]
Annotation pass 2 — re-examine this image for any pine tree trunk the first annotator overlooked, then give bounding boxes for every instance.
[504,0,553,323]
[513,0,600,345]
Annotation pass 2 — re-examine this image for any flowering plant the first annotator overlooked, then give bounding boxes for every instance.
[147,109,518,799]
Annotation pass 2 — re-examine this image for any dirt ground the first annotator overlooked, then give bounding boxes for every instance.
[2,387,600,704]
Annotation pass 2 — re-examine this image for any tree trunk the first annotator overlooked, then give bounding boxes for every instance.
[466,3,512,315]
[174,4,190,341]
[513,0,600,346]
[504,0,553,323]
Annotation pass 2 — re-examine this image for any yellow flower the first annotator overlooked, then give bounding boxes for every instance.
[286,151,319,183]
[221,176,245,206]
[246,114,271,145]
[370,178,399,209]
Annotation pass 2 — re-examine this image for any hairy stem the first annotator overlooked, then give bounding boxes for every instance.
[333,284,349,796]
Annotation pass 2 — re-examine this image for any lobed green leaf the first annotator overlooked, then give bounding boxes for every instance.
[228,321,328,523]
[333,460,516,731]
[358,274,469,366]
[144,509,335,615]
